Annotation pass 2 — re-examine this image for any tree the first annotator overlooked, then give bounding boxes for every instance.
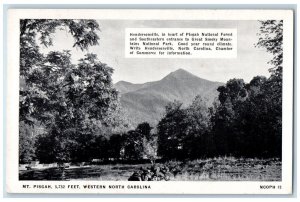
[211,79,248,156]
[123,130,144,160]
[256,20,282,119]
[183,95,211,158]
[255,20,283,158]
[136,122,152,141]
[256,20,283,76]
[121,122,157,162]
[19,121,36,163]
[136,122,157,164]
[108,134,125,160]
[20,19,101,124]
[35,53,120,163]
[20,20,122,163]
[210,75,282,158]
[142,135,158,164]
[157,101,187,160]
[245,76,282,157]
[89,135,110,161]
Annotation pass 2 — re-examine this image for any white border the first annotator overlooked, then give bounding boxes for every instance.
[6,9,294,194]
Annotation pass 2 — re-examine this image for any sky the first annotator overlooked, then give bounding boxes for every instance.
[41,20,273,84]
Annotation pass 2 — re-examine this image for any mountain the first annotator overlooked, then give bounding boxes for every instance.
[114,80,155,94]
[114,69,223,127]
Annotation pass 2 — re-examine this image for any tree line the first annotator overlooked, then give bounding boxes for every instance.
[19,20,282,164]
[158,75,281,160]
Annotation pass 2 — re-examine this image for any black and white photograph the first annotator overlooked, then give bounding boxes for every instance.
[6,9,293,194]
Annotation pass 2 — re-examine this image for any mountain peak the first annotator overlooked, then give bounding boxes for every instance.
[174,68,189,73]
[165,68,196,80]
[173,68,191,74]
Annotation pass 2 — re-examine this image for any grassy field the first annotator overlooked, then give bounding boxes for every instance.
[19,157,281,181]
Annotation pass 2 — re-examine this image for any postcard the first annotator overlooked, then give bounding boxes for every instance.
[6,9,294,194]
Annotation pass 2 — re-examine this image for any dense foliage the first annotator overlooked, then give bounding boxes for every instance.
[19,19,126,163]
[157,97,211,159]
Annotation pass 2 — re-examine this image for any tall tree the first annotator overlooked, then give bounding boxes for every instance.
[157,101,187,160]
[256,20,283,157]
[20,20,122,163]
[20,19,101,124]
[256,20,283,77]
[211,79,248,156]
[183,95,211,158]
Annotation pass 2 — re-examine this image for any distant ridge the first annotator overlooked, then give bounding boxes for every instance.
[114,69,223,127]
[114,80,156,94]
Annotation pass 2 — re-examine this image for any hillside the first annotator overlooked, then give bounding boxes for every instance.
[114,69,223,127]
